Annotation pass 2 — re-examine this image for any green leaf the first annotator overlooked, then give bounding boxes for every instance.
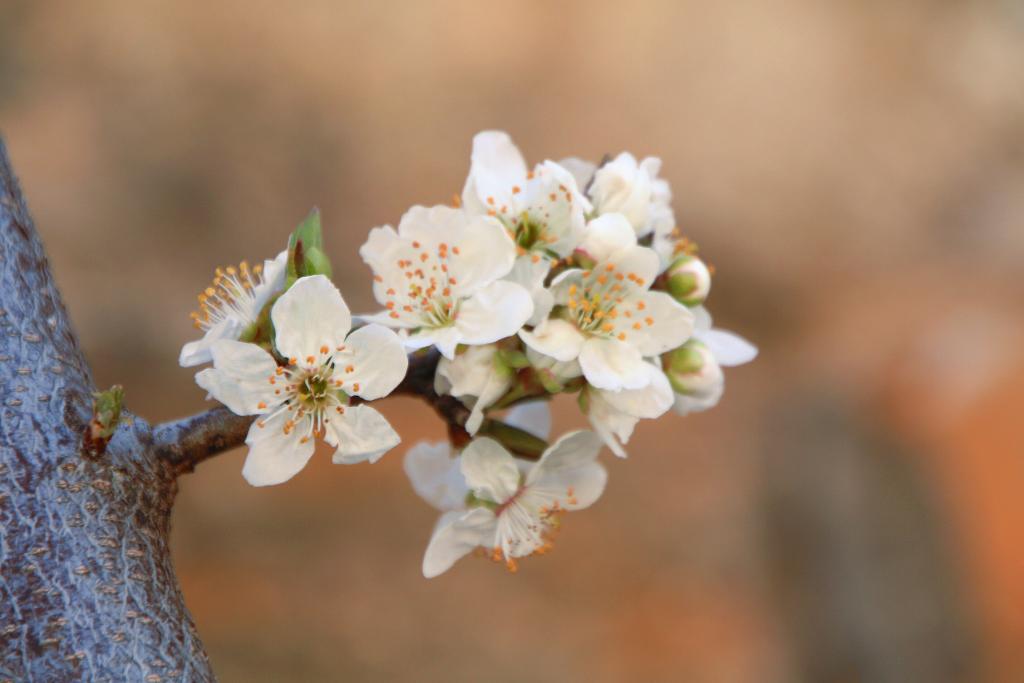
[496,348,530,369]
[286,207,332,286]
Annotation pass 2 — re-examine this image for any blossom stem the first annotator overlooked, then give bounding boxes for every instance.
[477,420,548,459]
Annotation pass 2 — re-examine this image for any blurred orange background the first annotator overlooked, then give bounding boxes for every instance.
[2,2,1023,681]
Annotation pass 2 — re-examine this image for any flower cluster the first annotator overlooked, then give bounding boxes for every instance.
[179,131,755,577]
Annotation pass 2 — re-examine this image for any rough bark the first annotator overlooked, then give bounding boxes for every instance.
[0,139,214,681]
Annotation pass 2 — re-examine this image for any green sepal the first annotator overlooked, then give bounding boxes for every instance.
[496,348,530,369]
[536,368,565,394]
[286,208,333,287]
[465,491,498,512]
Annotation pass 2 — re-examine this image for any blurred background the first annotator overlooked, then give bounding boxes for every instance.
[2,1,1023,681]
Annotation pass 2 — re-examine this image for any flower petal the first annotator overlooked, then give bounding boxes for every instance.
[506,255,554,327]
[698,329,758,367]
[272,275,352,363]
[422,508,498,578]
[600,363,675,419]
[460,437,521,504]
[242,411,316,486]
[179,318,244,368]
[579,213,637,262]
[325,405,401,465]
[194,340,279,415]
[437,345,512,435]
[690,304,713,333]
[578,337,649,391]
[337,324,409,400]
[526,430,607,510]
[674,380,724,415]
[454,280,533,346]
[519,318,585,363]
[460,130,528,214]
[586,390,638,458]
[504,401,552,441]
[609,245,661,289]
[253,249,288,310]
[630,290,695,357]
[403,441,468,511]
[558,157,597,193]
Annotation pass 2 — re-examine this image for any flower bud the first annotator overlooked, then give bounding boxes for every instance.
[287,208,334,285]
[663,340,722,398]
[666,255,711,306]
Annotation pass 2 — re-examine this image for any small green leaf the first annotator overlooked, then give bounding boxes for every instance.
[286,208,332,286]
[496,348,530,370]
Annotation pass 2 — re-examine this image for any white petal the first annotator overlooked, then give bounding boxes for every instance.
[178,318,244,368]
[506,256,554,327]
[438,346,513,435]
[558,157,597,193]
[578,337,649,391]
[242,411,316,486]
[446,215,518,297]
[460,437,521,504]
[408,326,461,360]
[609,245,661,289]
[359,309,420,330]
[601,363,675,419]
[698,329,758,367]
[422,508,498,578]
[359,225,408,304]
[591,152,653,233]
[526,431,607,509]
[460,131,528,213]
[518,318,585,363]
[272,275,352,363]
[253,249,288,310]
[504,401,552,441]
[674,381,724,415]
[690,305,713,333]
[325,405,401,465]
[524,161,590,256]
[586,389,637,458]
[579,213,637,262]
[525,346,583,382]
[337,324,409,400]
[403,441,468,511]
[631,290,695,357]
[454,280,533,346]
[436,344,500,398]
[194,340,279,415]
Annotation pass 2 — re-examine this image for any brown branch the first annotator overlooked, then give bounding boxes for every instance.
[153,405,255,474]
[154,346,548,472]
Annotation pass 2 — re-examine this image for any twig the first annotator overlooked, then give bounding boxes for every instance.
[153,405,254,473]
[154,345,548,474]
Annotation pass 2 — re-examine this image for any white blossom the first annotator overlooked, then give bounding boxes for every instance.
[195,275,408,486]
[565,152,673,238]
[404,402,552,512]
[585,361,674,458]
[180,250,287,367]
[462,131,590,260]
[360,205,533,359]
[420,430,607,577]
[519,213,693,391]
[435,344,513,435]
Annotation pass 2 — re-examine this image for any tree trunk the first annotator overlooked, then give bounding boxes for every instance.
[0,139,214,682]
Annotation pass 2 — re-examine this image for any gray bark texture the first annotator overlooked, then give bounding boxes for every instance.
[0,139,215,682]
